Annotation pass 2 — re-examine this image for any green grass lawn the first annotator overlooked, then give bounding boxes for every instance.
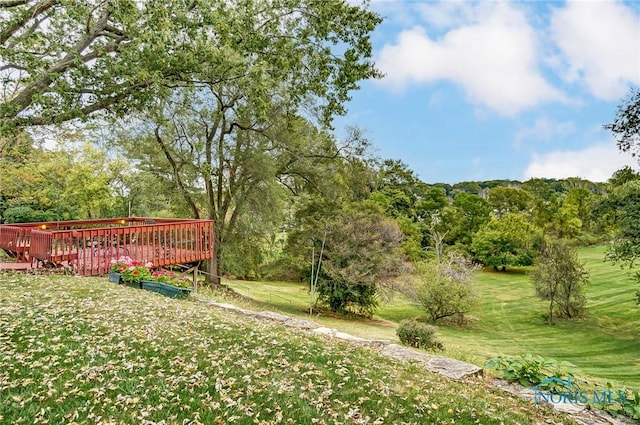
[0,273,575,425]
[219,246,640,390]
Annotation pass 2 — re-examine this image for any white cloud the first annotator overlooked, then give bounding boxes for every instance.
[413,1,475,30]
[550,0,640,100]
[524,143,639,182]
[376,2,565,116]
[514,116,575,148]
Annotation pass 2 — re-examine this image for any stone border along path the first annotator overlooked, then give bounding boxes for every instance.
[195,297,637,425]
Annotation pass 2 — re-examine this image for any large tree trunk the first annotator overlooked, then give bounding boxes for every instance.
[205,227,222,285]
[207,256,220,285]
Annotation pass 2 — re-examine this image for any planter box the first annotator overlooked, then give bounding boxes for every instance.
[108,272,122,284]
[123,280,143,289]
[141,280,191,299]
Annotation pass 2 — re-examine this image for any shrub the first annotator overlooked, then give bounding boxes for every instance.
[485,354,640,420]
[396,319,443,351]
[3,206,55,223]
[598,387,640,420]
[484,354,581,389]
[413,253,480,324]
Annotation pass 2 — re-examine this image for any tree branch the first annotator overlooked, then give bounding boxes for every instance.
[0,0,29,9]
[7,81,150,126]
[153,125,200,219]
[0,0,58,45]
[3,0,113,118]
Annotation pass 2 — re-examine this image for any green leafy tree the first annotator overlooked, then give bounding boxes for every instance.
[311,205,405,317]
[2,1,381,132]
[549,201,582,239]
[532,239,589,324]
[336,154,377,202]
[451,192,491,246]
[108,165,183,218]
[0,138,115,221]
[471,212,536,271]
[375,159,423,196]
[1,0,182,130]
[368,189,412,218]
[412,252,480,323]
[603,181,640,303]
[368,159,447,260]
[415,187,448,221]
[394,214,425,262]
[426,208,458,263]
[116,98,339,283]
[221,202,287,279]
[432,182,453,196]
[373,159,447,219]
[604,90,640,302]
[451,181,482,195]
[605,88,640,161]
[544,188,598,239]
[103,0,381,283]
[487,187,532,217]
[609,166,640,188]
[521,178,559,235]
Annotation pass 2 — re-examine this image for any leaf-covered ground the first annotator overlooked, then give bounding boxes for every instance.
[0,274,573,424]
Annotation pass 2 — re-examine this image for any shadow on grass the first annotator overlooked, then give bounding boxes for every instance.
[482,266,531,275]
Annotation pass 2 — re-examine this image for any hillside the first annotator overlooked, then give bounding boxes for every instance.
[220,246,640,390]
[0,273,576,424]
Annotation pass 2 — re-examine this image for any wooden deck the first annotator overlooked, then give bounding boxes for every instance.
[0,218,214,276]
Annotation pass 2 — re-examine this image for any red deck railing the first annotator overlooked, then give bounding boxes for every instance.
[0,218,214,276]
[0,226,30,261]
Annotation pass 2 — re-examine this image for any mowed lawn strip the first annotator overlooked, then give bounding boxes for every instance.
[0,274,573,425]
[221,246,640,389]
[440,245,640,389]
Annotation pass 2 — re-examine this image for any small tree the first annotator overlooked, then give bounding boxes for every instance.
[603,181,640,304]
[413,252,480,323]
[313,207,405,317]
[427,210,450,264]
[532,240,589,325]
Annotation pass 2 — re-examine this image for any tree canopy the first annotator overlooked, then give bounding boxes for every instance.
[471,212,536,270]
[605,88,640,161]
[0,0,381,132]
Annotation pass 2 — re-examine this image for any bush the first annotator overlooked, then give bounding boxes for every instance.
[3,206,55,223]
[413,253,480,324]
[484,354,581,389]
[485,354,640,420]
[396,319,443,351]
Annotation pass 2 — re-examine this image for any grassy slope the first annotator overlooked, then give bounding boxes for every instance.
[435,246,640,389]
[222,246,640,389]
[0,274,573,425]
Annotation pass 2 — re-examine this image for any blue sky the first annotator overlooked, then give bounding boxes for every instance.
[334,0,640,184]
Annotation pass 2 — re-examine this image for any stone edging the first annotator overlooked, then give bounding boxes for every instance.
[195,297,637,425]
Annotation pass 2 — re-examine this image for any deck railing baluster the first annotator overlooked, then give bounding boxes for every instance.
[0,218,214,276]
